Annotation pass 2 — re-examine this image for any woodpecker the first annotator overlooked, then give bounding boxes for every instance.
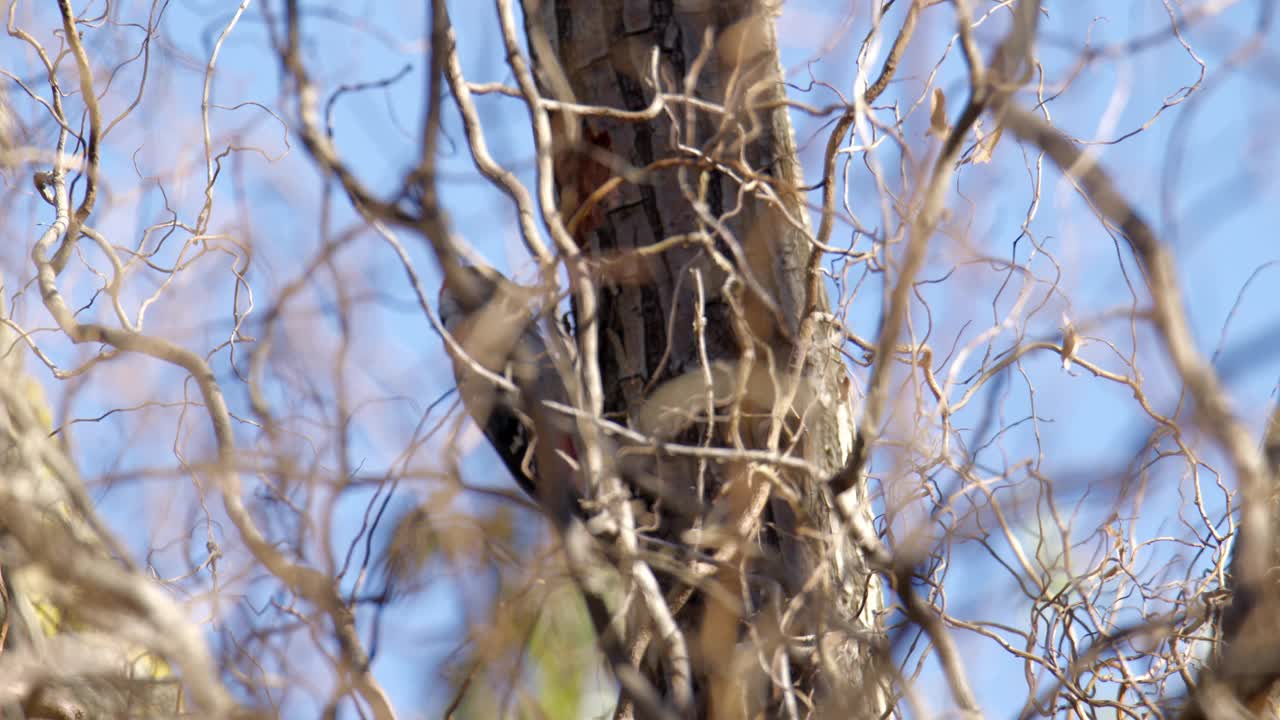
[436,265,580,505]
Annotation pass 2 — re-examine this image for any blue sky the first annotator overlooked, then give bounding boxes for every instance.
[4,0,1280,717]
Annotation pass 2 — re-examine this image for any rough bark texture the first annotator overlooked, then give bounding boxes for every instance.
[0,321,180,717]
[529,0,885,716]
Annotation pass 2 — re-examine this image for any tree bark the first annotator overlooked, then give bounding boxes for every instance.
[527,1,885,716]
[1190,403,1280,718]
[0,316,181,717]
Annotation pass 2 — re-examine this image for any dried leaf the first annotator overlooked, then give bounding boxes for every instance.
[929,87,949,138]
[973,123,1004,164]
[381,505,437,591]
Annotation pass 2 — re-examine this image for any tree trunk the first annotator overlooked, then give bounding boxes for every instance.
[527,1,885,716]
[1192,404,1280,718]
[0,316,180,717]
